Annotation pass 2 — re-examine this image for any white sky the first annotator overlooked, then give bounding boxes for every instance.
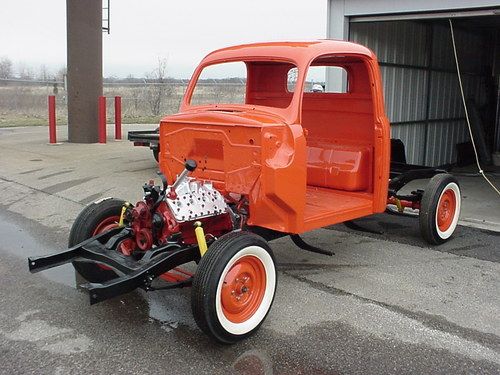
[1,0,327,78]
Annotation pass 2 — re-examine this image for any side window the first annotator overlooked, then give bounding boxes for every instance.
[190,61,247,106]
[287,67,298,92]
[305,66,348,93]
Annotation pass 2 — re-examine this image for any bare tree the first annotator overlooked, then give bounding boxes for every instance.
[17,62,34,80]
[38,64,52,81]
[144,57,173,116]
[0,57,13,79]
[55,66,67,82]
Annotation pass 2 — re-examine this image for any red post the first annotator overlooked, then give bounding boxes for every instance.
[114,96,122,140]
[98,96,106,143]
[48,95,56,143]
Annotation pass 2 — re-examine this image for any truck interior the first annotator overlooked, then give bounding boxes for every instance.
[243,57,380,228]
[299,56,376,228]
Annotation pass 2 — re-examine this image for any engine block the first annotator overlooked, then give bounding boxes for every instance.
[166,178,228,222]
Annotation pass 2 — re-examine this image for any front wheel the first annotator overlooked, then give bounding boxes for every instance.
[191,231,277,344]
[69,198,126,282]
[419,174,461,245]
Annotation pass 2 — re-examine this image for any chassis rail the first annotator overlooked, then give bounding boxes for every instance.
[128,130,159,146]
[28,228,199,304]
[389,161,448,196]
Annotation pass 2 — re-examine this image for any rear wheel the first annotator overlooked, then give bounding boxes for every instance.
[191,231,277,344]
[419,174,461,245]
[69,198,126,282]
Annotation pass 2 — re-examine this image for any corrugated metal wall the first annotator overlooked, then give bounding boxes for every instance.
[350,20,487,166]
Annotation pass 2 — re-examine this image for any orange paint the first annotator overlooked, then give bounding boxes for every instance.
[221,255,267,323]
[159,41,391,234]
[437,189,457,231]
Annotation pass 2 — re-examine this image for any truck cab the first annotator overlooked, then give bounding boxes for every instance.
[159,41,390,234]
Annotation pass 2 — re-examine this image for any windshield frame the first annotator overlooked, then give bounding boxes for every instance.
[183,57,302,115]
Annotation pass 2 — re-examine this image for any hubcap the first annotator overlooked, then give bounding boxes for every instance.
[220,255,266,323]
[437,189,457,232]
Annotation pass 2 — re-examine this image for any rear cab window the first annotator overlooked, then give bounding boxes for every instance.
[189,60,298,110]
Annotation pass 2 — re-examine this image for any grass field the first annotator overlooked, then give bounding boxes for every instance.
[0,82,244,127]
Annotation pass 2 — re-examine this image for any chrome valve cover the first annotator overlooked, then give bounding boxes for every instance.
[166,178,228,222]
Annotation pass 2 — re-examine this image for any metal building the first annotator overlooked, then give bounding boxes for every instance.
[327,0,500,166]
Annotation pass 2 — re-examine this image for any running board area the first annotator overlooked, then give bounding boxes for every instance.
[28,228,198,305]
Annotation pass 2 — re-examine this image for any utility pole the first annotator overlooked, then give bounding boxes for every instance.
[66,0,103,143]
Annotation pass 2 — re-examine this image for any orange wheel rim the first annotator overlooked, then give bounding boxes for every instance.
[221,255,267,323]
[437,189,457,231]
[92,215,120,236]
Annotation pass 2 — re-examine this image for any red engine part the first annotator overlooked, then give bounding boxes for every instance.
[127,195,233,250]
[153,200,233,245]
[155,201,180,244]
[131,201,154,250]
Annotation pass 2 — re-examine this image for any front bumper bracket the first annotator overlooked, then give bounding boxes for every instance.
[28,228,198,304]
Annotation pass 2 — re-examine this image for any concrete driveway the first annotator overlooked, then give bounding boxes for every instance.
[0,125,499,374]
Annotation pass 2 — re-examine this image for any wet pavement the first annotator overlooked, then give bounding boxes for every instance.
[1,207,500,374]
[0,125,499,374]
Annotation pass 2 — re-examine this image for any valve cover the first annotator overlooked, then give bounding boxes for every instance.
[166,178,228,222]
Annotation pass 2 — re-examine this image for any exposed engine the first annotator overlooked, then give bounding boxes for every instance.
[119,160,234,255]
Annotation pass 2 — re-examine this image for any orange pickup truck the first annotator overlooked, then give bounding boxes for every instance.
[29,40,461,343]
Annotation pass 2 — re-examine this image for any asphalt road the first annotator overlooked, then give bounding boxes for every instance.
[0,126,499,374]
[1,207,500,374]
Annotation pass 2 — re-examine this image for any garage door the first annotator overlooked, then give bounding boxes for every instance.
[349,15,498,166]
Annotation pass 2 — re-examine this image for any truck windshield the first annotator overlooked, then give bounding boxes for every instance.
[189,60,297,109]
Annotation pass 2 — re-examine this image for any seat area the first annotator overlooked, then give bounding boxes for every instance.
[306,139,372,191]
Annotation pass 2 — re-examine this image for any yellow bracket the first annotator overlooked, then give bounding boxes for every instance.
[194,221,208,256]
[395,198,404,213]
[119,202,131,227]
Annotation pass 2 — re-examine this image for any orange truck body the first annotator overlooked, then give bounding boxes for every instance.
[159,40,391,234]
